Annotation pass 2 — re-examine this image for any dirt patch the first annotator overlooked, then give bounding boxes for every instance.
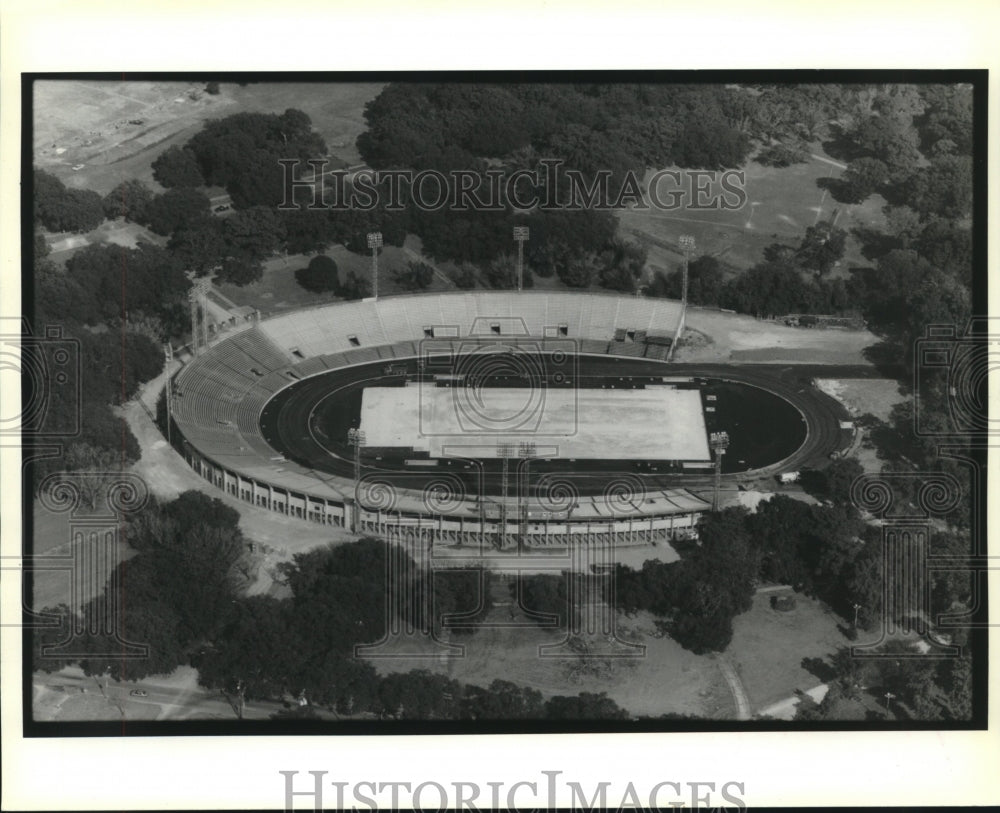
[34,80,384,195]
[813,378,907,421]
[676,309,876,365]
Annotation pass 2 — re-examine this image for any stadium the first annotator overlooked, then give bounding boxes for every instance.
[168,291,851,550]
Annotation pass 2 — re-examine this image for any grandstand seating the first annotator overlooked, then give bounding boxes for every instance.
[171,292,689,523]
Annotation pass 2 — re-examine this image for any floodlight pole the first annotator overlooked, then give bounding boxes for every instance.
[348,428,366,482]
[513,227,529,292]
[519,442,536,549]
[709,430,729,512]
[367,231,383,300]
[497,442,513,548]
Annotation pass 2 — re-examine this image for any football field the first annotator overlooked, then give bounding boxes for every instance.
[359,383,710,460]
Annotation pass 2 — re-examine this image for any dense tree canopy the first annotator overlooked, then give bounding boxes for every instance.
[102,179,155,222]
[145,187,212,236]
[34,169,104,234]
[152,145,206,188]
[184,109,327,208]
[295,255,340,293]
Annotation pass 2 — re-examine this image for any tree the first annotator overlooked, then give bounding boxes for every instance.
[167,219,228,275]
[815,457,865,505]
[295,255,340,293]
[283,208,336,255]
[556,252,600,289]
[756,141,809,168]
[483,253,516,290]
[205,82,221,95]
[544,692,628,720]
[452,264,479,289]
[393,261,436,291]
[848,114,921,181]
[34,169,104,233]
[514,574,568,627]
[598,238,647,293]
[217,255,263,287]
[223,206,286,260]
[662,255,725,305]
[460,680,544,720]
[796,221,847,275]
[64,243,189,330]
[184,109,327,207]
[102,179,154,223]
[900,155,973,221]
[152,145,206,188]
[338,270,371,300]
[720,260,824,317]
[195,596,301,700]
[145,188,211,236]
[378,670,462,719]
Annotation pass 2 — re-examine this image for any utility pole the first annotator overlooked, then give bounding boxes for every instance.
[709,430,730,511]
[497,442,513,548]
[512,226,529,291]
[367,231,383,299]
[348,428,366,482]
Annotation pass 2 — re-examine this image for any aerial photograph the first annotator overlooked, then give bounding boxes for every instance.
[25,75,984,728]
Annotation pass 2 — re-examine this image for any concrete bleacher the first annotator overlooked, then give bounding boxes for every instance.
[172,291,686,509]
[256,292,682,358]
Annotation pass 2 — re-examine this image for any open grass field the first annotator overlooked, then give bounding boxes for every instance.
[619,151,888,281]
[30,501,138,613]
[215,235,460,316]
[367,575,853,720]
[367,597,735,718]
[727,588,854,712]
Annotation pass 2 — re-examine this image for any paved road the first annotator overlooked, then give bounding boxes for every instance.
[715,653,752,720]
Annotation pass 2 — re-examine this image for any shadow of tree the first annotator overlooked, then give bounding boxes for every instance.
[861,340,908,380]
[801,655,837,683]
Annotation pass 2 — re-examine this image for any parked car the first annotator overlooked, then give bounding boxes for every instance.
[130,689,148,697]
[215,205,229,212]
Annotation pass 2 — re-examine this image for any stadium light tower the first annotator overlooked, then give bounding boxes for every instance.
[512,226,529,291]
[367,231,383,300]
[678,234,695,307]
[709,430,729,511]
[497,442,513,547]
[347,427,366,482]
[518,441,537,548]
